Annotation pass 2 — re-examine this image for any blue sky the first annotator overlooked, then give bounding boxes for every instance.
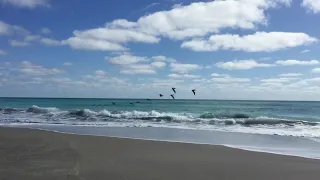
[1,0,320,100]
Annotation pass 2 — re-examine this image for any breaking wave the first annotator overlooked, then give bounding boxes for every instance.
[1,105,320,137]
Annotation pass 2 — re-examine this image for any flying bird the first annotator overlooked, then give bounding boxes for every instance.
[159,94,163,97]
[172,87,176,94]
[192,89,196,95]
[170,94,175,99]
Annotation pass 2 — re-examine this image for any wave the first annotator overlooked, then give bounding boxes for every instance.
[200,112,250,119]
[26,105,60,114]
[1,105,320,128]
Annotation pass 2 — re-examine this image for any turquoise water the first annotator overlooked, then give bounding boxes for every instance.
[1,98,320,137]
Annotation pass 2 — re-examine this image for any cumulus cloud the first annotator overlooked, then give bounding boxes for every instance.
[279,73,303,77]
[170,63,202,73]
[41,38,61,46]
[95,70,107,76]
[301,0,320,13]
[181,32,317,52]
[63,0,292,51]
[120,64,156,74]
[9,40,30,47]
[61,37,127,51]
[216,60,274,70]
[108,54,177,74]
[0,0,49,8]
[311,68,320,73]
[40,27,51,34]
[151,61,166,68]
[276,60,319,66]
[0,49,7,55]
[134,0,290,40]
[108,54,149,65]
[62,26,160,51]
[168,74,200,79]
[19,61,65,76]
[0,21,29,36]
[151,56,177,63]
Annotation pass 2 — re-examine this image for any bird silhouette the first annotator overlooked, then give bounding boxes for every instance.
[172,87,176,94]
[170,94,175,99]
[192,89,196,95]
[112,102,115,105]
[159,94,163,97]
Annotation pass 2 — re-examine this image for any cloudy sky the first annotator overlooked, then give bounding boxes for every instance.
[1,0,320,100]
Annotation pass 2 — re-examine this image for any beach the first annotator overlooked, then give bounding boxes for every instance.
[1,127,320,180]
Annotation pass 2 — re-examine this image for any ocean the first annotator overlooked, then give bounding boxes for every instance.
[1,97,320,159]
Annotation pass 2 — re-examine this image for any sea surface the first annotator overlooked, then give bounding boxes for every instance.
[1,97,320,159]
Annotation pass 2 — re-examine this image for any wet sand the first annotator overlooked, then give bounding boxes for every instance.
[0,127,319,180]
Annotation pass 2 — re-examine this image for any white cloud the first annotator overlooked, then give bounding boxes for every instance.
[72,28,160,44]
[172,3,183,9]
[95,70,107,76]
[9,40,30,47]
[19,61,65,76]
[151,61,166,68]
[108,54,149,65]
[301,0,320,13]
[120,64,156,74]
[62,37,127,51]
[311,68,320,73]
[0,21,29,36]
[63,27,160,51]
[0,21,10,35]
[261,78,297,83]
[151,56,177,63]
[135,0,290,40]
[216,60,274,70]
[212,76,250,83]
[63,62,73,66]
[41,38,61,46]
[40,27,51,34]
[301,49,310,53]
[1,0,49,8]
[25,35,41,41]
[0,49,7,55]
[181,32,317,52]
[63,0,292,52]
[276,60,319,66]
[170,63,202,73]
[168,74,200,79]
[279,73,303,77]
[211,73,229,77]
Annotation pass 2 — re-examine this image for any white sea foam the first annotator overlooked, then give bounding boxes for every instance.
[1,105,320,138]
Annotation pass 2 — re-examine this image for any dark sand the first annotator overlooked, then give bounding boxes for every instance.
[0,127,320,180]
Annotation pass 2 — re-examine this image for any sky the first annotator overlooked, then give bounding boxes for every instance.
[1,0,320,100]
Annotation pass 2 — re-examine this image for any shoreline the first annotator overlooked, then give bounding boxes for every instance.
[4,124,320,160]
[1,127,320,180]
